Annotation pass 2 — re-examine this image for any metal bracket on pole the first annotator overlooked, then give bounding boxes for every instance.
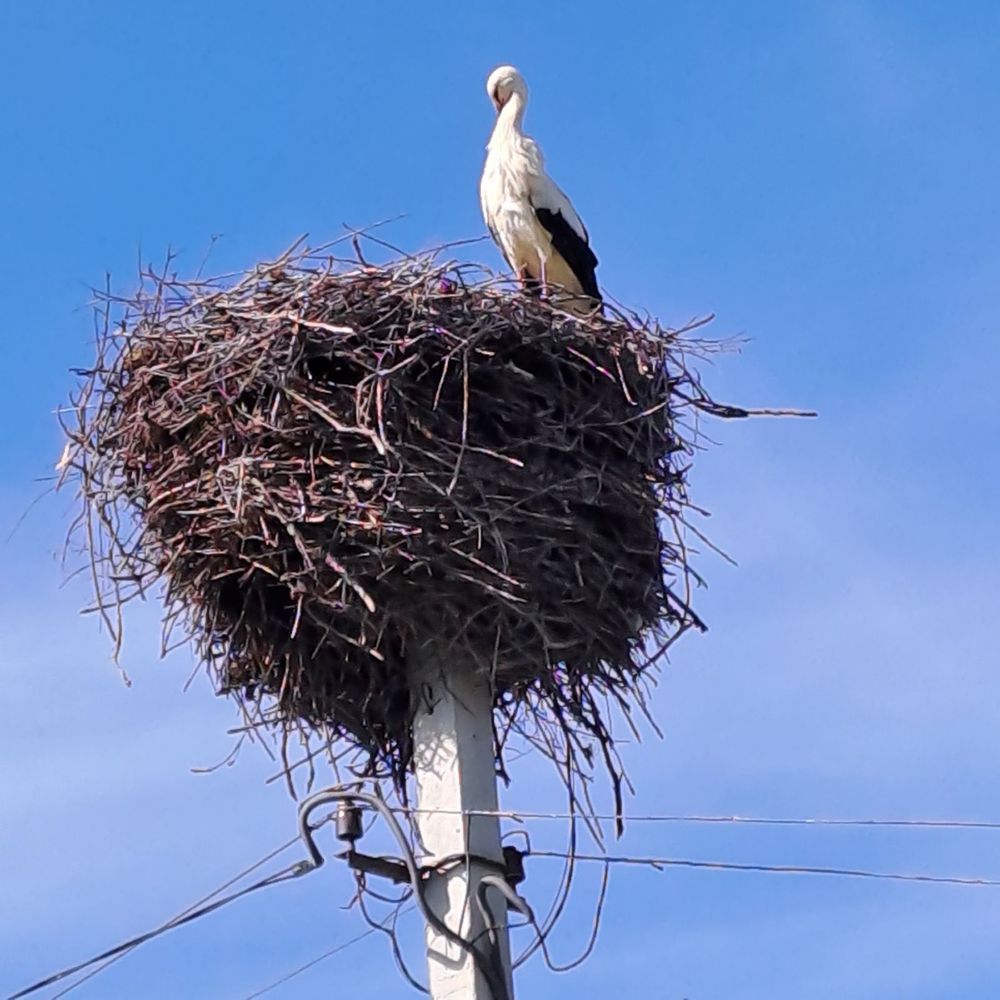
[298,773,527,1000]
[339,849,411,885]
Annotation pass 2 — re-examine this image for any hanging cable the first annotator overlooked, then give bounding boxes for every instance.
[474,872,534,987]
[356,889,427,993]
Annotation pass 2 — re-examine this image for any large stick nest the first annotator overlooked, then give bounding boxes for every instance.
[62,241,748,790]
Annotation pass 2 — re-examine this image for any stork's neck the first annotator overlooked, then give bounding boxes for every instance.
[489,93,526,147]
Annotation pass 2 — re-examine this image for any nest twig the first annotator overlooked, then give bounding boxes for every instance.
[60,238,753,803]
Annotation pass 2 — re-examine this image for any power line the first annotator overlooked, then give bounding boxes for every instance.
[397,808,1000,831]
[243,904,418,999]
[240,844,1000,1000]
[226,844,1000,1000]
[243,913,409,1000]
[14,805,1000,1000]
[531,850,1000,887]
[49,835,305,998]
[244,930,376,999]
[7,840,315,1000]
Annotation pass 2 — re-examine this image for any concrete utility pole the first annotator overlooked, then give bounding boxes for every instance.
[412,650,513,999]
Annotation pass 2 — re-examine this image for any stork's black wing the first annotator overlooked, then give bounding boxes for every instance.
[532,206,601,302]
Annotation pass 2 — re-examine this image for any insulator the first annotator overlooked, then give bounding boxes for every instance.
[335,802,363,843]
[503,845,526,887]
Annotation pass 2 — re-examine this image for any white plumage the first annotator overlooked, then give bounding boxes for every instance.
[479,65,601,317]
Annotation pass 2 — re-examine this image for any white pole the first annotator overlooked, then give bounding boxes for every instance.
[412,648,513,1000]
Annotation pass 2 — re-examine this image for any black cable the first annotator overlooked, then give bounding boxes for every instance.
[533,861,609,973]
[475,872,534,987]
[513,787,578,970]
[357,874,414,906]
[356,883,427,994]
[7,861,314,1000]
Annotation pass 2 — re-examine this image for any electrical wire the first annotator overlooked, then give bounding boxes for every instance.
[19,798,994,1000]
[534,862,609,974]
[47,834,307,998]
[356,889,426,993]
[530,850,1000,887]
[511,798,577,970]
[7,840,316,1000]
[227,820,1000,1000]
[474,873,534,990]
[242,906,416,1000]
[398,808,1000,831]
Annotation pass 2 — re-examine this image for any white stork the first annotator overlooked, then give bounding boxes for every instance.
[480,65,601,317]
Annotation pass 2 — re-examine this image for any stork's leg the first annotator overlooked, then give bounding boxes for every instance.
[519,266,542,299]
[540,258,550,299]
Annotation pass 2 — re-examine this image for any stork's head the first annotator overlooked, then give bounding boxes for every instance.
[486,65,527,112]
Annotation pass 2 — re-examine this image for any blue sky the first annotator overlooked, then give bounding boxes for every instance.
[2,1,1000,997]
